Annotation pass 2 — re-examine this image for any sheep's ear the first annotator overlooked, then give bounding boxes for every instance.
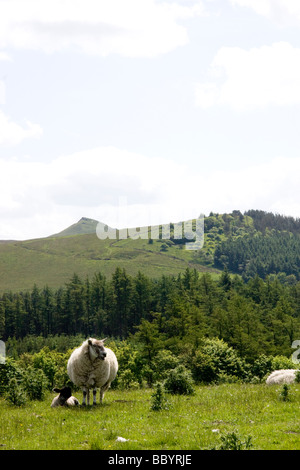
[53,388,61,393]
[100,338,107,343]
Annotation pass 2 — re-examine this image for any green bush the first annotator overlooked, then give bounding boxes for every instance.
[117,368,140,390]
[250,354,273,380]
[0,359,23,395]
[163,365,195,395]
[108,340,144,389]
[199,338,247,382]
[190,350,217,384]
[32,348,58,388]
[215,431,253,450]
[271,355,297,371]
[53,366,71,389]
[279,384,291,402]
[150,382,171,411]
[295,370,300,383]
[216,373,241,384]
[22,366,49,400]
[5,377,27,407]
[152,349,180,382]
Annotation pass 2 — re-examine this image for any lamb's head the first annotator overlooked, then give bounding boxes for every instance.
[88,338,107,361]
[52,386,72,404]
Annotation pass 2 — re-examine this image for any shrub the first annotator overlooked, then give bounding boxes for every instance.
[199,338,246,382]
[109,341,144,389]
[271,355,296,371]
[190,350,217,384]
[216,373,241,384]
[295,370,300,383]
[0,358,23,395]
[32,347,66,388]
[5,377,27,407]
[53,366,71,389]
[215,431,253,450]
[279,384,291,402]
[250,354,273,380]
[152,349,180,382]
[150,382,171,411]
[160,243,169,252]
[163,365,195,395]
[22,366,49,400]
[117,368,140,390]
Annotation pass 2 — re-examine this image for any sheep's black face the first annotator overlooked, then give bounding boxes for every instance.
[60,387,72,399]
[88,338,107,361]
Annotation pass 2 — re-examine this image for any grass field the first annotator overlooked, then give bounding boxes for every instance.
[1,383,300,450]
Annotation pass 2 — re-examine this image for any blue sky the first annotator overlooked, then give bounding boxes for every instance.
[1,0,300,239]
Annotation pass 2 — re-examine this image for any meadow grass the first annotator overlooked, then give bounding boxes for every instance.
[1,383,300,450]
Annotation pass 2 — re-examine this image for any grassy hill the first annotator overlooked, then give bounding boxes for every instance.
[0,220,217,292]
[1,209,300,293]
[50,217,111,237]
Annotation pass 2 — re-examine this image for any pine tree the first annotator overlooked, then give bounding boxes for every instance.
[111,268,133,338]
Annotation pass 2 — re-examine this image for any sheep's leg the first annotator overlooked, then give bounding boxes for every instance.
[82,388,87,406]
[82,387,90,406]
[93,388,97,405]
[100,381,110,404]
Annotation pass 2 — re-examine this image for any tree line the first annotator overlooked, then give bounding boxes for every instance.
[198,210,300,280]
[2,267,300,361]
[244,210,300,235]
[214,231,300,280]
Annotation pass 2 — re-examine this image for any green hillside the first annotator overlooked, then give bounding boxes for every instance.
[1,210,300,293]
[0,223,216,292]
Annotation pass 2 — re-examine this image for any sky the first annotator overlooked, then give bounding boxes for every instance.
[1,0,300,239]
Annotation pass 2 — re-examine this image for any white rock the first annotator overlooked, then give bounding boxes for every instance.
[116,436,129,442]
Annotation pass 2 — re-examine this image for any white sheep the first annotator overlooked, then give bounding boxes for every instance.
[266,369,298,385]
[67,337,118,405]
[51,386,79,407]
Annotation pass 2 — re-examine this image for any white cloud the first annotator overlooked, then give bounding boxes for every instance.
[0,147,200,239]
[0,51,11,61]
[229,0,300,25]
[0,0,206,58]
[0,111,43,145]
[203,157,300,217]
[0,52,11,105]
[0,147,299,240]
[0,83,5,105]
[195,42,300,110]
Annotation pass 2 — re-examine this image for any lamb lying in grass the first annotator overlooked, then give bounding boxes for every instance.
[67,338,118,405]
[266,369,298,385]
[51,386,79,407]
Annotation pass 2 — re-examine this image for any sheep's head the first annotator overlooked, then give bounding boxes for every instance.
[88,338,107,361]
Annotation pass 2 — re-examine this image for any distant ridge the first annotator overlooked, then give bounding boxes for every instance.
[50,217,108,237]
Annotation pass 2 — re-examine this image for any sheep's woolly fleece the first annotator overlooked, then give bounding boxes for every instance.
[67,338,118,391]
[266,369,297,385]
